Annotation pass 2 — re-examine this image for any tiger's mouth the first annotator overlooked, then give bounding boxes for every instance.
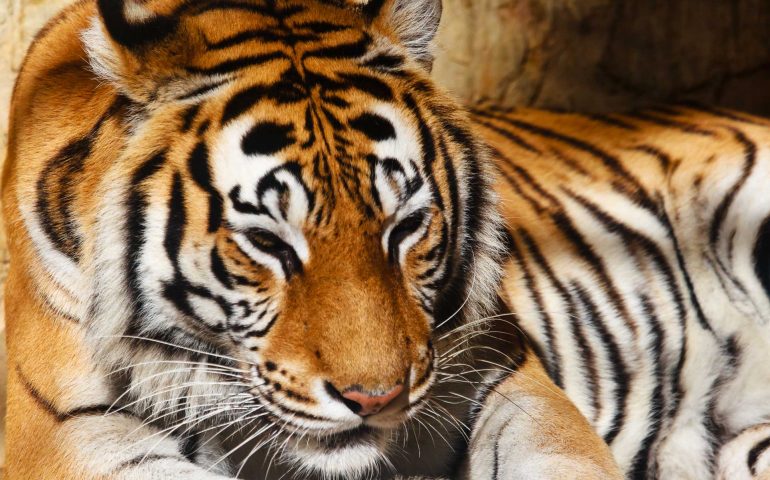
[318,425,376,450]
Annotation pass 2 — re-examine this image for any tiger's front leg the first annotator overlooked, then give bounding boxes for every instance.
[461,353,622,480]
[5,358,239,480]
[3,271,237,480]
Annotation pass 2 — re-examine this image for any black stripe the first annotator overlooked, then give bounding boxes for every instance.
[568,290,601,422]
[545,203,641,340]
[469,332,529,422]
[221,85,268,124]
[255,162,315,219]
[360,0,388,20]
[630,144,673,171]
[187,142,223,233]
[388,209,428,262]
[302,35,371,60]
[403,94,443,211]
[566,190,693,430]
[474,110,661,218]
[567,192,686,323]
[519,227,591,394]
[629,294,666,480]
[436,135,460,290]
[180,104,201,132]
[658,204,712,337]
[207,29,281,49]
[338,73,393,100]
[622,111,715,137]
[164,173,186,263]
[434,119,487,331]
[243,229,303,280]
[582,113,639,131]
[572,283,630,445]
[17,366,127,422]
[753,214,770,301]
[176,80,229,101]
[363,53,405,71]
[35,137,91,261]
[294,21,351,34]
[489,145,557,208]
[162,281,229,334]
[242,122,295,156]
[493,158,547,214]
[160,169,232,335]
[221,76,308,122]
[210,246,234,289]
[187,1,273,17]
[243,312,278,339]
[186,51,286,76]
[126,152,167,330]
[506,232,562,386]
[97,0,177,49]
[472,114,542,154]
[206,29,318,50]
[680,101,768,126]
[709,129,757,249]
[124,326,233,366]
[17,366,60,418]
[115,454,183,471]
[181,431,200,462]
[350,113,396,141]
[402,95,459,312]
[749,436,770,475]
[35,96,127,262]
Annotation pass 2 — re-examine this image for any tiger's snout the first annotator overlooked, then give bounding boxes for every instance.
[326,382,407,417]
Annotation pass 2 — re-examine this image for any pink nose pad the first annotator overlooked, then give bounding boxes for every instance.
[341,385,405,417]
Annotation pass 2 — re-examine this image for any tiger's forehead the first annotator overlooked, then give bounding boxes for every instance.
[156,0,435,230]
[209,97,427,233]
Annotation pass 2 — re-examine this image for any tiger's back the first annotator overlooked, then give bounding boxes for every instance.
[479,106,770,479]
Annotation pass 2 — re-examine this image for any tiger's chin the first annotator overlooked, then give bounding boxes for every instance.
[285,426,393,479]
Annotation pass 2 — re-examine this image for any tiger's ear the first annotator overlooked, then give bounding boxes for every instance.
[362,0,443,70]
[82,0,188,102]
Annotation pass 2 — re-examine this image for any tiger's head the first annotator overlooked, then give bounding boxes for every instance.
[83,0,504,476]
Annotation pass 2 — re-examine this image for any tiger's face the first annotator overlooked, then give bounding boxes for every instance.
[85,0,503,476]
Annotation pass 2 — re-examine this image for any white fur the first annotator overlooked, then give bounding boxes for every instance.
[387,0,442,66]
[81,17,123,88]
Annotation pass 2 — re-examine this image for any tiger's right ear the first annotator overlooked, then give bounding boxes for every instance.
[362,0,443,70]
[82,0,188,102]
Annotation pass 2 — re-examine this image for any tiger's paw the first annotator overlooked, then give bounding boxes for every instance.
[717,423,770,480]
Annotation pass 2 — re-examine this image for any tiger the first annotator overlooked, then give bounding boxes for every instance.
[2,0,769,479]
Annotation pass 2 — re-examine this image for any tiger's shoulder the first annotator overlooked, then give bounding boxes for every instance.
[3,0,117,223]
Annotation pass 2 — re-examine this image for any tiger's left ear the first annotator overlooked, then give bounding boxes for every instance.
[82,0,189,102]
[361,0,443,69]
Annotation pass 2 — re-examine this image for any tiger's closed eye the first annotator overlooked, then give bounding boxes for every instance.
[387,209,428,263]
[246,229,303,279]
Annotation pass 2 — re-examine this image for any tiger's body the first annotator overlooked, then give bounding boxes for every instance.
[2,0,769,479]
[478,107,770,479]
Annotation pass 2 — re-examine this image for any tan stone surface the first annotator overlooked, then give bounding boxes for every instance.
[434,0,770,113]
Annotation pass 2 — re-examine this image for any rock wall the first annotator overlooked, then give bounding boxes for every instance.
[434,0,770,114]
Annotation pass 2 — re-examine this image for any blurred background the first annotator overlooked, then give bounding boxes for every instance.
[2,0,770,470]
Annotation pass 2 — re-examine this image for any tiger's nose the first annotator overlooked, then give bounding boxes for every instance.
[340,385,405,417]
